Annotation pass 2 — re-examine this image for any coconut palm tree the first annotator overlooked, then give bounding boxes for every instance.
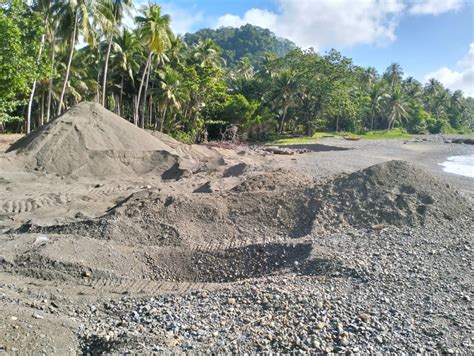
[134,4,173,128]
[168,36,187,66]
[448,89,465,128]
[236,57,255,80]
[384,63,403,91]
[269,69,298,134]
[26,0,60,132]
[402,76,423,99]
[385,87,409,130]
[193,39,225,68]
[110,28,142,116]
[99,0,133,107]
[56,0,99,115]
[155,66,183,131]
[424,78,450,117]
[362,66,377,90]
[367,81,384,130]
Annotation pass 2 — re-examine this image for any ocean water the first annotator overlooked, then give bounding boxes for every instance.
[439,154,474,178]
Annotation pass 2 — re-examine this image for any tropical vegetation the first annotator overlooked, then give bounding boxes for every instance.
[1,0,473,140]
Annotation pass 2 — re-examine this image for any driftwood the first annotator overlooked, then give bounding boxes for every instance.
[449,138,474,145]
[262,146,310,155]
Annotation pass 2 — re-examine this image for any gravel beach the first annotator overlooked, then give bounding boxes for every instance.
[0,116,472,353]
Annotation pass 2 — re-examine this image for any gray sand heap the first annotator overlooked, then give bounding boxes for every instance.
[17,161,472,246]
[316,160,471,229]
[7,102,187,177]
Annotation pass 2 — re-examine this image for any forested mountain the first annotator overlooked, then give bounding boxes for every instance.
[183,24,296,67]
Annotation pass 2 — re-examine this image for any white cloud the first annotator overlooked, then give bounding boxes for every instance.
[409,0,463,15]
[457,42,474,67]
[425,43,474,97]
[216,0,405,50]
[160,3,205,34]
[216,8,277,29]
[124,1,205,34]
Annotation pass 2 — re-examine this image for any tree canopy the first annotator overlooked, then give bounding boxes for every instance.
[0,1,472,137]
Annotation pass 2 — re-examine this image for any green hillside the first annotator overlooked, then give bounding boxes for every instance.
[183,24,296,66]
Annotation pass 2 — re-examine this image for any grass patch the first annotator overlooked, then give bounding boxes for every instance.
[270,136,324,145]
[269,130,413,145]
[358,130,413,140]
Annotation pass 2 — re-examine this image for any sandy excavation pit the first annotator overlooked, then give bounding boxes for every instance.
[2,231,362,298]
[0,103,472,353]
[3,236,327,284]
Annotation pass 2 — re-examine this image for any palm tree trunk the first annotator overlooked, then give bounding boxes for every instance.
[184,105,188,121]
[278,106,288,135]
[160,106,167,132]
[46,38,55,123]
[27,33,46,134]
[119,74,124,117]
[133,95,139,125]
[149,95,153,127]
[40,90,45,126]
[101,33,114,106]
[135,53,152,127]
[305,114,312,136]
[58,11,78,116]
[141,62,152,128]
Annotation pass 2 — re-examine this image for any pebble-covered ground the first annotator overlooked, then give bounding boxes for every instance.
[78,220,473,354]
[1,135,472,354]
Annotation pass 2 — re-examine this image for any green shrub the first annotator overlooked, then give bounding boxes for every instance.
[170,130,196,144]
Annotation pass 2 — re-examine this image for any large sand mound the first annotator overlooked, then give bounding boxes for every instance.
[7,102,186,177]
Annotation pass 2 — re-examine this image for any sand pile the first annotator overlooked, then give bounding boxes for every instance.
[7,102,188,177]
[20,187,318,246]
[230,169,314,192]
[317,160,471,228]
[148,130,228,168]
[16,161,471,246]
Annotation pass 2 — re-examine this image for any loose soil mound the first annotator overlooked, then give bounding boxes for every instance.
[317,160,471,228]
[147,130,226,167]
[16,160,472,247]
[20,187,318,246]
[9,160,472,290]
[7,102,185,177]
[231,169,314,192]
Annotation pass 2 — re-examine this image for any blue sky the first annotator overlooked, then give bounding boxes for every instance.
[144,0,474,96]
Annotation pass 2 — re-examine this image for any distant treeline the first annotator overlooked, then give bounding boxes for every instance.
[1,0,472,140]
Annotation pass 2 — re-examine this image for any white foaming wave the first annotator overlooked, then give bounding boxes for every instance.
[439,154,474,178]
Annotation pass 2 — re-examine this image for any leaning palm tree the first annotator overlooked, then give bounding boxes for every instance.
[56,0,99,115]
[134,4,173,128]
[99,0,133,106]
